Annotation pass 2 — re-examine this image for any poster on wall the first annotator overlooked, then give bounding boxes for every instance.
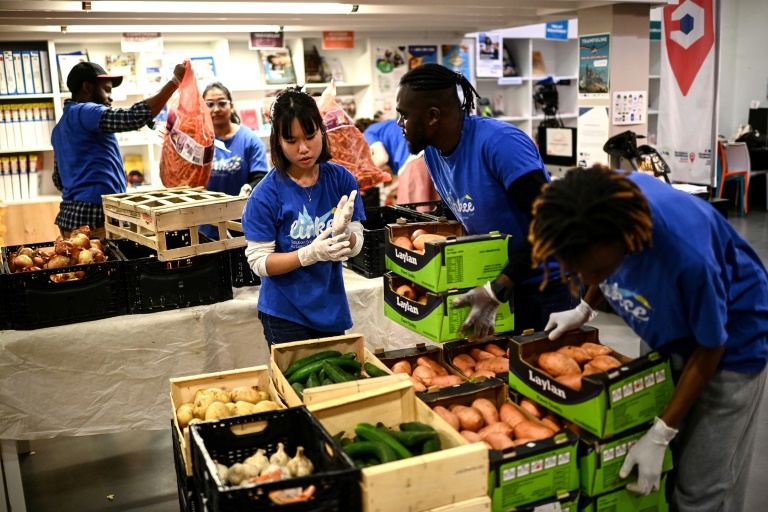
[657,0,715,185]
[475,33,502,77]
[441,43,471,78]
[612,90,647,125]
[374,46,408,96]
[577,106,610,167]
[579,33,610,98]
[407,45,437,69]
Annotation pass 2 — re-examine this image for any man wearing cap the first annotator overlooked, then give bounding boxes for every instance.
[51,61,186,238]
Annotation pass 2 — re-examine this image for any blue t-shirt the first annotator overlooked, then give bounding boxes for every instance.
[200,125,268,240]
[600,173,768,374]
[363,120,411,175]
[242,162,365,332]
[423,115,556,284]
[51,102,126,203]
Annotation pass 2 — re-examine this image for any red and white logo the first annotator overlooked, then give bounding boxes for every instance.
[689,152,696,162]
[664,0,714,96]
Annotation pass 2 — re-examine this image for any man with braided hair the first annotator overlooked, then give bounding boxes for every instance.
[529,165,768,511]
[395,63,578,338]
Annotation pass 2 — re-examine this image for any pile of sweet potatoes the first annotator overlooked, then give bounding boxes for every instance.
[534,342,624,391]
[389,356,464,391]
[391,228,447,255]
[431,397,559,451]
[451,342,509,379]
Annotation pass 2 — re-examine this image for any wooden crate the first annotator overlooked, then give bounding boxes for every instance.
[426,497,492,511]
[170,365,283,477]
[308,380,489,512]
[102,186,247,261]
[271,333,394,407]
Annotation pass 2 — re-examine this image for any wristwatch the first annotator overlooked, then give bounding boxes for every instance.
[490,280,513,303]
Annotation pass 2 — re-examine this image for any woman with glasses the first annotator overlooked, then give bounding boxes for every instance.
[200,81,268,240]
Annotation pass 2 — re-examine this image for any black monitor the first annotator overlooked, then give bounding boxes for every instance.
[537,125,577,167]
[749,108,768,144]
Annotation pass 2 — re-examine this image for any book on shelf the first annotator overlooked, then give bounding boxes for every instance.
[105,53,137,91]
[145,66,163,89]
[190,56,217,84]
[56,50,89,92]
[304,45,325,83]
[531,51,547,76]
[236,99,264,132]
[259,49,296,85]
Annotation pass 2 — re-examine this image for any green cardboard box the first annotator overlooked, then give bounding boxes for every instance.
[579,423,674,496]
[513,490,580,512]
[385,220,510,292]
[423,379,580,511]
[579,474,670,512]
[384,272,514,342]
[443,337,512,383]
[507,327,674,438]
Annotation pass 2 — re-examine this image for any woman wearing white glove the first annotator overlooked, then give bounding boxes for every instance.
[529,166,768,511]
[242,87,365,346]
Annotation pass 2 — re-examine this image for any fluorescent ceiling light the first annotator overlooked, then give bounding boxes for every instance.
[90,2,355,15]
[64,24,282,33]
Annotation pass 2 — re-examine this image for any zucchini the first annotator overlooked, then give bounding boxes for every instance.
[355,423,412,459]
[321,378,334,386]
[342,352,358,359]
[364,362,390,378]
[422,435,442,454]
[343,441,398,464]
[323,361,358,383]
[399,422,441,452]
[375,427,437,448]
[400,422,436,432]
[306,372,320,389]
[283,350,342,378]
[291,382,304,401]
[318,368,326,382]
[288,357,361,384]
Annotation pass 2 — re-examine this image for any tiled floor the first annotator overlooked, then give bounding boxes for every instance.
[15,210,768,512]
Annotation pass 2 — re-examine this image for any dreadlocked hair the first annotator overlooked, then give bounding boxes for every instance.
[529,164,653,291]
[399,63,480,115]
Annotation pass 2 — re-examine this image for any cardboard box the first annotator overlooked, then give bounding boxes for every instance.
[508,327,674,438]
[384,272,514,342]
[308,379,489,512]
[372,343,472,397]
[270,333,394,407]
[385,220,510,292]
[443,338,511,382]
[425,379,580,511]
[579,423,674,497]
[515,490,580,512]
[578,474,670,512]
[169,365,283,477]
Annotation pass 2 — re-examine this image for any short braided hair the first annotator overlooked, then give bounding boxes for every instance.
[399,63,480,115]
[529,165,653,289]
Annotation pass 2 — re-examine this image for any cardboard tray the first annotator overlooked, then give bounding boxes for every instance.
[308,379,489,512]
[443,338,511,382]
[270,333,394,407]
[578,474,670,512]
[507,326,675,438]
[170,365,283,477]
[425,496,491,511]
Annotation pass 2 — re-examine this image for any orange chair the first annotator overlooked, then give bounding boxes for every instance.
[716,141,749,216]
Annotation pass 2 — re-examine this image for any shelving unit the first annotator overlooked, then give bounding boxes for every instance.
[647,38,661,146]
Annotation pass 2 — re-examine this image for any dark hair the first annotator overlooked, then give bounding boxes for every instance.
[529,165,653,290]
[399,63,480,115]
[202,81,241,124]
[269,86,332,176]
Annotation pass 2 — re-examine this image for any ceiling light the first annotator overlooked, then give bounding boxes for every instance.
[64,24,282,33]
[89,2,355,15]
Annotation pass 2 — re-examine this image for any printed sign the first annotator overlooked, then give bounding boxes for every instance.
[323,31,355,50]
[546,21,569,40]
[579,33,610,99]
[121,33,163,52]
[249,32,283,49]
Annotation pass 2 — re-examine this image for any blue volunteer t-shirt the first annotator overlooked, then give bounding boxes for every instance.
[242,162,365,332]
[423,115,557,284]
[51,102,126,203]
[600,173,768,373]
[363,119,411,175]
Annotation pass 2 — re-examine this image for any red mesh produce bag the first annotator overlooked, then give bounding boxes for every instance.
[316,82,391,191]
[160,60,215,188]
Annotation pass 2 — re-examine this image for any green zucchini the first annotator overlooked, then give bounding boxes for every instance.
[421,435,442,454]
[288,357,361,384]
[323,361,358,383]
[318,368,326,382]
[343,441,398,464]
[399,422,436,432]
[291,382,304,401]
[364,362,390,378]
[283,350,342,378]
[375,427,437,448]
[355,423,412,459]
[306,372,320,389]
[321,378,334,386]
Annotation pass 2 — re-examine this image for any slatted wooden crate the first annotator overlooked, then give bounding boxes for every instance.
[102,186,247,261]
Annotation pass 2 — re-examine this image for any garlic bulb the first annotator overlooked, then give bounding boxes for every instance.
[269,442,290,466]
[287,446,314,477]
[227,463,260,486]
[260,462,291,479]
[244,448,270,472]
[215,462,230,485]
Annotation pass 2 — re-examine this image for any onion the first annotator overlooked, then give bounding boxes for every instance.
[14,254,34,269]
[47,255,71,269]
[89,248,105,262]
[89,239,104,253]
[33,256,45,267]
[18,247,34,258]
[55,240,74,255]
[73,271,85,279]
[73,226,91,237]
[71,233,91,249]
[77,249,94,264]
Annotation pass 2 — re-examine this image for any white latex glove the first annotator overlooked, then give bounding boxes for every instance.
[331,190,357,237]
[619,417,677,495]
[545,299,597,340]
[452,282,501,340]
[239,183,253,197]
[297,227,351,266]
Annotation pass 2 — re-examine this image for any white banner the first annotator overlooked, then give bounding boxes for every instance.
[657,0,716,185]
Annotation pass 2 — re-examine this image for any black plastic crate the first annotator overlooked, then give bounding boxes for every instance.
[0,272,12,330]
[0,240,126,330]
[109,231,233,314]
[396,200,456,221]
[229,246,261,288]
[345,205,435,279]
[172,419,201,512]
[190,406,361,512]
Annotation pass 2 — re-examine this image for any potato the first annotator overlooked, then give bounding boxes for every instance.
[393,236,414,251]
[234,401,255,416]
[176,403,195,429]
[555,373,583,391]
[396,284,416,300]
[391,360,413,376]
[556,345,592,366]
[483,343,507,357]
[193,394,215,419]
[410,228,429,242]
[412,233,446,251]
[499,403,527,428]
[252,400,280,413]
[485,433,515,450]
[477,422,513,439]
[416,356,448,376]
[204,388,232,403]
[231,386,261,404]
[205,402,232,421]
[433,406,460,431]
[580,342,613,358]
[412,365,437,385]
[225,402,236,415]
[471,398,500,425]
[450,405,484,432]
[589,354,622,372]
[514,420,555,441]
[475,356,509,374]
[258,391,270,401]
[519,398,545,419]
[538,352,581,377]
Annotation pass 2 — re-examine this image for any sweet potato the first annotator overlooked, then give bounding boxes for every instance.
[408,376,427,392]
[469,348,495,361]
[412,233,446,251]
[433,406,460,431]
[513,438,534,447]
[484,433,515,450]
[582,364,600,376]
[541,416,562,432]
[519,398,544,419]
[478,422,514,439]
[417,295,428,305]
[475,356,509,374]
[429,375,464,388]
[393,236,413,251]
[452,354,477,374]
[396,284,416,300]
[391,360,413,376]
[483,343,507,357]
[556,345,592,366]
[460,430,484,444]
[514,420,555,441]
[412,365,437,385]
[416,356,448,376]
[538,352,581,377]
[555,373,583,391]
[450,405,484,432]
[581,342,613,358]
[499,403,527,428]
[589,354,622,372]
[471,398,500,425]
[410,229,429,242]
[471,369,498,379]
